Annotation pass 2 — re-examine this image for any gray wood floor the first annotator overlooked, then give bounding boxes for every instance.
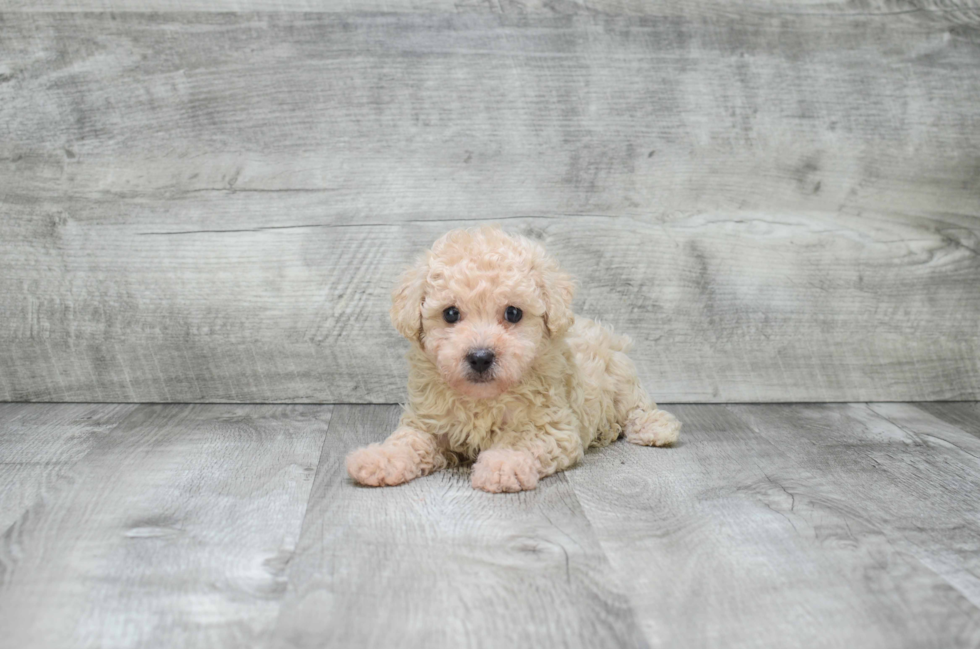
[1,402,979,648]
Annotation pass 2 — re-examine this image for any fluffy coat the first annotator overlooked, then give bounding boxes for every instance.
[347,227,680,492]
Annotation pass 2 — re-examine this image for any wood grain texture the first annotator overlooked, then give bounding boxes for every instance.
[4,0,980,30]
[0,402,137,534]
[568,403,980,648]
[1,11,978,403]
[272,404,647,649]
[1,402,979,647]
[728,403,980,636]
[915,402,980,438]
[0,404,332,649]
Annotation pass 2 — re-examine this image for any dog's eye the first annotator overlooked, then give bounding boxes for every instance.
[504,306,523,324]
[443,306,460,324]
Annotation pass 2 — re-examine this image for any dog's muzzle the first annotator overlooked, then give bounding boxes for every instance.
[465,348,495,380]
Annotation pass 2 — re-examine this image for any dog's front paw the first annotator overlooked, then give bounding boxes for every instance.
[346,443,422,487]
[471,449,541,493]
[625,408,681,447]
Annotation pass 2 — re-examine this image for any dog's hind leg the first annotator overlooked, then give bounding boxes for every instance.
[622,405,681,447]
[610,349,681,447]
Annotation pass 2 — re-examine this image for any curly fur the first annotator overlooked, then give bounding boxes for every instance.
[348,226,680,492]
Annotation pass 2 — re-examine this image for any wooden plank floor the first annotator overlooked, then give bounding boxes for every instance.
[1,403,979,648]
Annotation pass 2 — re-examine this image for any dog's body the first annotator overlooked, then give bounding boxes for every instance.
[347,227,680,492]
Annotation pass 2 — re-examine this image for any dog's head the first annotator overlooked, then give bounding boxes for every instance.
[391,227,575,400]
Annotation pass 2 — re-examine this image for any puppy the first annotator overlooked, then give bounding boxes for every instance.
[347,226,680,493]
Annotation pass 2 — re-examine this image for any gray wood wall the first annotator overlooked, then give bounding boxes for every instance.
[1,1,978,403]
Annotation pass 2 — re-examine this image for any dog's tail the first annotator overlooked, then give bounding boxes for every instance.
[594,319,633,353]
[574,316,635,355]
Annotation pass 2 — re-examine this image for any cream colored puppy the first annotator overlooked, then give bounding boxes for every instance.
[347,226,680,493]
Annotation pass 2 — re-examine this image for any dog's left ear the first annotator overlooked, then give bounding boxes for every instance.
[534,251,576,338]
[390,254,429,342]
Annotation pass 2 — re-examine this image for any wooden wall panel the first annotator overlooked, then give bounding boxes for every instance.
[4,0,980,28]
[0,10,977,402]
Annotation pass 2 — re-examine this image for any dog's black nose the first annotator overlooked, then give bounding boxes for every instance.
[466,348,495,374]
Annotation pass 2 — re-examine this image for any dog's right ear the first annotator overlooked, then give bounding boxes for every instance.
[536,256,576,338]
[390,254,429,342]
